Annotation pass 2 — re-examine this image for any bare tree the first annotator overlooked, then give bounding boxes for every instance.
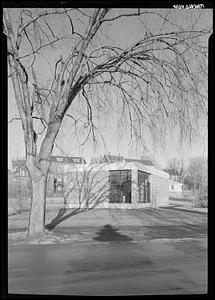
[184,156,208,207]
[4,8,211,235]
[185,156,208,193]
[166,158,185,182]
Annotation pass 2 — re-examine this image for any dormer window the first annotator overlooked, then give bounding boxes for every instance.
[56,157,64,162]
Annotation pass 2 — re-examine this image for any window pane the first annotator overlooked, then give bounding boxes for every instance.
[109,170,131,203]
[138,171,150,203]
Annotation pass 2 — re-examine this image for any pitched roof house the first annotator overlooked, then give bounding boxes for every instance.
[90,154,154,167]
[103,154,125,163]
[11,160,28,177]
[50,156,86,164]
[11,156,86,178]
[125,158,154,166]
[163,168,181,182]
[12,160,26,171]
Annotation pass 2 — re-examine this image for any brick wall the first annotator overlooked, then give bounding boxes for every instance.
[63,168,110,209]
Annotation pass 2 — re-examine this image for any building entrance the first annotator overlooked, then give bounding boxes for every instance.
[138,170,150,203]
[109,170,131,203]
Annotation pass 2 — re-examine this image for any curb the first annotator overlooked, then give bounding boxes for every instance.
[8,232,207,246]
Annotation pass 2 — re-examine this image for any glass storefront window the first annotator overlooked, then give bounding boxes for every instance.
[109,170,131,203]
[138,171,150,203]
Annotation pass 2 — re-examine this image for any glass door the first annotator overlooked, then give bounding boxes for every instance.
[138,171,150,203]
[109,170,131,203]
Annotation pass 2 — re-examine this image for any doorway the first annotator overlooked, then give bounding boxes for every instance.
[138,170,150,203]
[109,170,131,203]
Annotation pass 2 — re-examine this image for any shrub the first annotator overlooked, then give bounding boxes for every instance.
[8,178,31,198]
[194,188,208,208]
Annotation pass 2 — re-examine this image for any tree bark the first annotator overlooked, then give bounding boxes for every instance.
[28,173,47,235]
[26,120,61,235]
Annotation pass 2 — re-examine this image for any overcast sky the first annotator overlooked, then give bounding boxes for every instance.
[7,8,212,168]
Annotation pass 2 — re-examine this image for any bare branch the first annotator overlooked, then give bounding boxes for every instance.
[19,9,76,34]
[8,117,21,123]
[18,37,65,60]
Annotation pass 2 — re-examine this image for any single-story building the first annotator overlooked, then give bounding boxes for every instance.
[169,179,183,199]
[60,161,169,209]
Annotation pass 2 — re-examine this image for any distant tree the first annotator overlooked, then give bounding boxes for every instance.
[141,152,155,162]
[4,8,211,235]
[184,156,208,207]
[185,156,207,192]
[166,158,185,182]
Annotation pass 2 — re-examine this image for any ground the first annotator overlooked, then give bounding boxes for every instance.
[8,198,207,295]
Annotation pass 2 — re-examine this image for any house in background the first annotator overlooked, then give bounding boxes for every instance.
[163,168,184,199]
[169,179,183,199]
[124,158,154,166]
[8,164,30,199]
[11,156,86,196]
[48,156,86,194]
[90,154,125,164]
[90,155,154,167]
[102,154,124,163]
[163,168,181,182]
[90,157,103,164]
[12,160,28,177]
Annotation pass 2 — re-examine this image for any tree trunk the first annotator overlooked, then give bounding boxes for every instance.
[28,174,47,235]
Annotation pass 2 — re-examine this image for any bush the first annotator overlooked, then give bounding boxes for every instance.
[8,178,31,198]
[194,199,207,208]
[194,188,208,208]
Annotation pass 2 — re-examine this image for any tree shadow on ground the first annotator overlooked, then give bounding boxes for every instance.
[143,223,207,238]
[45,207,87,231]
[93,224,133,242]
[161,206,206,214]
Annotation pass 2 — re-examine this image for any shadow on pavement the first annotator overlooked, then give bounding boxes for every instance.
[94,224,133,242]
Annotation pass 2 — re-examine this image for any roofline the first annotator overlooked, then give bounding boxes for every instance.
[169,179,183,185]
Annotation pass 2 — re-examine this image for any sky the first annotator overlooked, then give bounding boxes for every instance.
[7,8,212,169]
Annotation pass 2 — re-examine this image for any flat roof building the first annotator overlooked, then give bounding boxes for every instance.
[61,161,169,209]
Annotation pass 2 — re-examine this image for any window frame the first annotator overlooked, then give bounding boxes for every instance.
[109,169,132,203]
[138,170,150,203]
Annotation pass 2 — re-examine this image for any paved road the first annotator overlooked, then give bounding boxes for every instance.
[8,237,207,296]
